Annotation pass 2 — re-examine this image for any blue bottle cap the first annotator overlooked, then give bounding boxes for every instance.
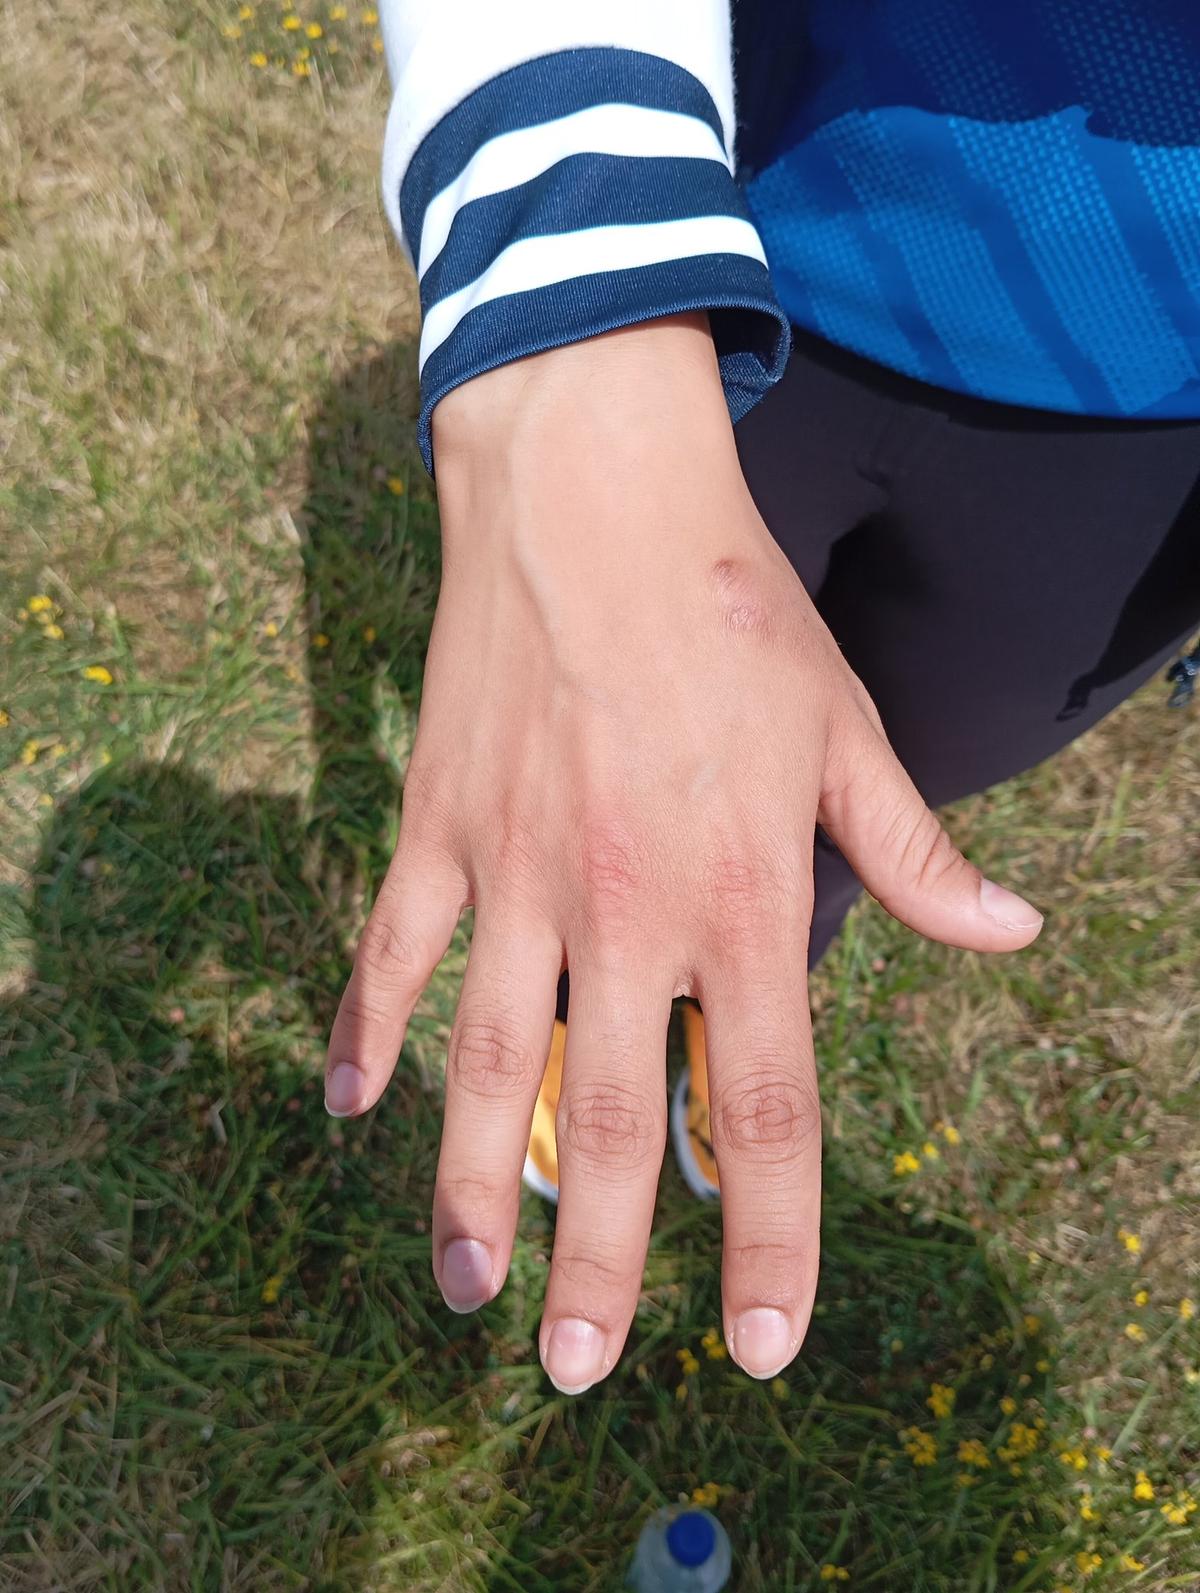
[666,1510,716,1567]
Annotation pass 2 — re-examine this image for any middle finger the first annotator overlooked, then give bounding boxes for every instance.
[539,956,671,1394]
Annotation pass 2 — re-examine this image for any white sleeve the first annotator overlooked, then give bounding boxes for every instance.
[378,1,789,470]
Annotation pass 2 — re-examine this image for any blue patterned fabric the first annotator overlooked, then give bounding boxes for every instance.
[740,0,1200,418]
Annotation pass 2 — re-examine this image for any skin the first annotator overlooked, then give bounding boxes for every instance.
[324,312,1042,1393]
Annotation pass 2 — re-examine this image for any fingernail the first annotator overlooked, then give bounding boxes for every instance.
[979,877,1043,932]
[441,1238,495,1313]
[731,1307,795,1379]
[325,1062,364,1117]
[544,1317,606,1395]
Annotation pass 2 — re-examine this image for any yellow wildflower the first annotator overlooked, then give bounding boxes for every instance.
[282,13,301,27]
[819,1566,850,1582]
[927,1382,955,1419]
[1119,1554,1146,1572]
[387,475,405,495]
[1117,1228,1142,1255]
[297,46,310,58]
[1160,1490,1197,1526]
[893,1150,921,1176]
[330,3,347,15]
[250,50,268,65]
[1036,1358,1050,1372]
[305,20,322,35]
[19,740,38,766]
[1133,1470,1154,1502]
[27,595,53,614]
[691,1481,721,1509]
[263,620,279,638]
[222,22,242,36]
[922,1140,939,1160]
[1180,1297,1195,1320]
[42,623,65,640]
[900,1426,937,1466]
[675,1347,700,1376]
[1000,1396,1017,1416]
[1096,1446,1112,1462]
[1058,1447,1088,1471]
[955,1472,977,1489]
[957,1439,990,1469]
[1023,1314,1042,1336]
[1080,1492,1100,1522]
[942,1123,961,1145]
[238,4,254,16]
[1013,1548,1030,1564]
[674,1382,688,1402]
[363,624,376,643]
[1124,1321,1147,1343]
[261,1273,284,1304]
[38,793,53,808]
[372,34,383,51]
[1185,1367,1200,1385]
[81,665,113,685]
[360,7,378,20]
[771,1377,789,1401]
[1075,1551,1102,1576]
[314,632,330,648]
[1133,1288,1149,1306]
[292,60,310,77]
[0,708,9,727]
[700,1328,727,1361]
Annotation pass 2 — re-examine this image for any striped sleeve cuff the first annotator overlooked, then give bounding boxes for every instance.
[397,47,791,472]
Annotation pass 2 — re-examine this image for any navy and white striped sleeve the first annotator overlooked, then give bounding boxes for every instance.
[378,1,791,471]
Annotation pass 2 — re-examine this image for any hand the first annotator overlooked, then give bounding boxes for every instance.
[324,313,1042,1393]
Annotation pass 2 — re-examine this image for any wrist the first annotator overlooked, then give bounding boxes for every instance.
[430,312,736,506]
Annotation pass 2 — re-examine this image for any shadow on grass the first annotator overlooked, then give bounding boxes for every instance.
[2,348,1074,1591]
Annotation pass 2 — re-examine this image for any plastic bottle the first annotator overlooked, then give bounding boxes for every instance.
[627,1505,733,1591]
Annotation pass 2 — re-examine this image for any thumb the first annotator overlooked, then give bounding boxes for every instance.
[819,713,1043,953]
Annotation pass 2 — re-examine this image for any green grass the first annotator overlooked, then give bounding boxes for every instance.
[2,3,1200,1588]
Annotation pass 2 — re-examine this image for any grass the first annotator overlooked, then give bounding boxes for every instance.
[2,2,1199,1588]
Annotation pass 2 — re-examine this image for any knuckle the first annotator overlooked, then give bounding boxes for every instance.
[438,1173,507,1223]
[711,1072,821,1163]
[550,1245,631,1295]
[728,1237,805,1273]
[355,916,424,987]
[448,1015,540,1100]
[703,843,807,950]
[560,1082,663,1169]
[895,809,962,895]
[578,819,645,903]
[335,987,391,1034]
